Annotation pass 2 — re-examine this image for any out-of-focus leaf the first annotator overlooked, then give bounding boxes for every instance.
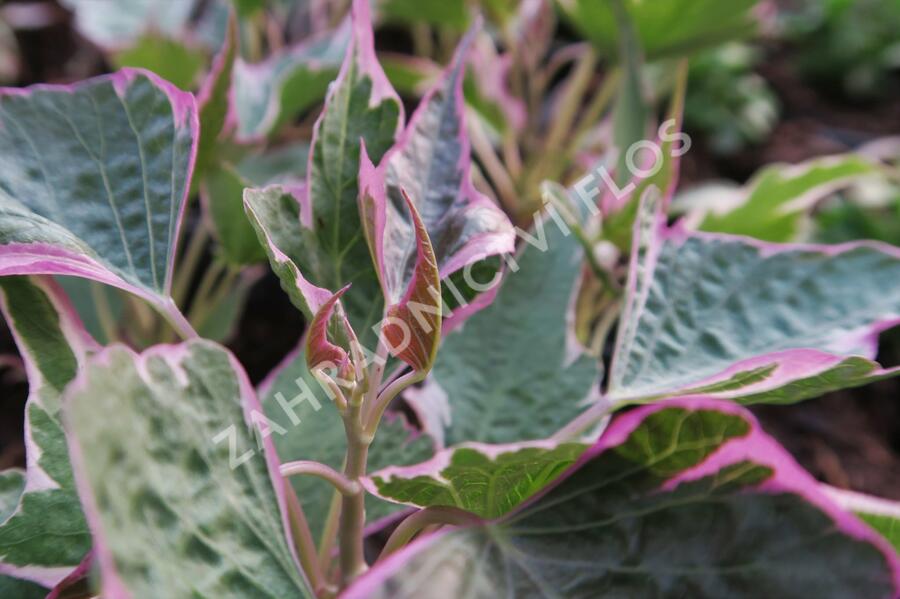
[111,35,206,91]
[610,0,647,186]
[697,155,875,242]
[59,0,195,49]
[558,0,759,61]
[232,22,350,140]
[379,0,470,30]
[203,165,268,265]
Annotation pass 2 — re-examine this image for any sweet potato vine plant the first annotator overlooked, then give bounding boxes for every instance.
[0,1,899,598]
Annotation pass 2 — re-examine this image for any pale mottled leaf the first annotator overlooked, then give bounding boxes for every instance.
[0,277,93,587]
[65,341,312,598]
[59,0,194,49]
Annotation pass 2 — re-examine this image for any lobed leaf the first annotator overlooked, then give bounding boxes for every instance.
[0,69,199,334]
[258,345,435,540]
[348,398,900,598]
[608,196,900,404]
[406,217,600,446]
[0,277,94,588]
[64,340,312,598]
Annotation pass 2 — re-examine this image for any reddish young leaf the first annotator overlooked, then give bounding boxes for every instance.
[382,190,441,372]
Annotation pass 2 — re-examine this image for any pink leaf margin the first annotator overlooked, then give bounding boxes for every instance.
[346,397,900,598]
[0,276,96,588]
[0,68,199,338]
[62,341,311,598]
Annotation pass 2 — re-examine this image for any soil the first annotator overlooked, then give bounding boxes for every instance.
[0,2,898,503]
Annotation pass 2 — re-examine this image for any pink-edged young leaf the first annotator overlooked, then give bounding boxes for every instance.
[357,21,514,331]
[0,277,95,588]
[305,284,356,379]
[244,0,403,349]
[258,343,436,541]
[0,68,199,336]
[194,11,238,183]
[64,340,314,598]
[607,191,900,405]
[382,190,441,372]
[348,398,900,598]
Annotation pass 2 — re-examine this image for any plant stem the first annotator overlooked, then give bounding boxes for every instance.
[377,507,480,563]
[317,487,343,566]
[363,369,425,437]
[281,461,361,497]
[90,282,119,343]
[337,397,370,585]
[284,483,326,594]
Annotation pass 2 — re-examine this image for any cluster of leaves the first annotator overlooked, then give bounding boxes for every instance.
[0,1,898,598]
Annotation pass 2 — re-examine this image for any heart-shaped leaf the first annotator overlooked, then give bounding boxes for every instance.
[608,195,900,404]
[0,69,198,336]
[0,277,94,588]
[258,345,435,540]
[64,340,313,598]
[348,398,900,598]
[406,217,600,446]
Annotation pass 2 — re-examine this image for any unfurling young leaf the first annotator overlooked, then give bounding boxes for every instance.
[381,190,441,372]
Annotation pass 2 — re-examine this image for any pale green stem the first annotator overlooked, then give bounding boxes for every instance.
[363,369,425,438]
[377,507,480,563]
[281,461,361,497]
[285,482,327,594]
